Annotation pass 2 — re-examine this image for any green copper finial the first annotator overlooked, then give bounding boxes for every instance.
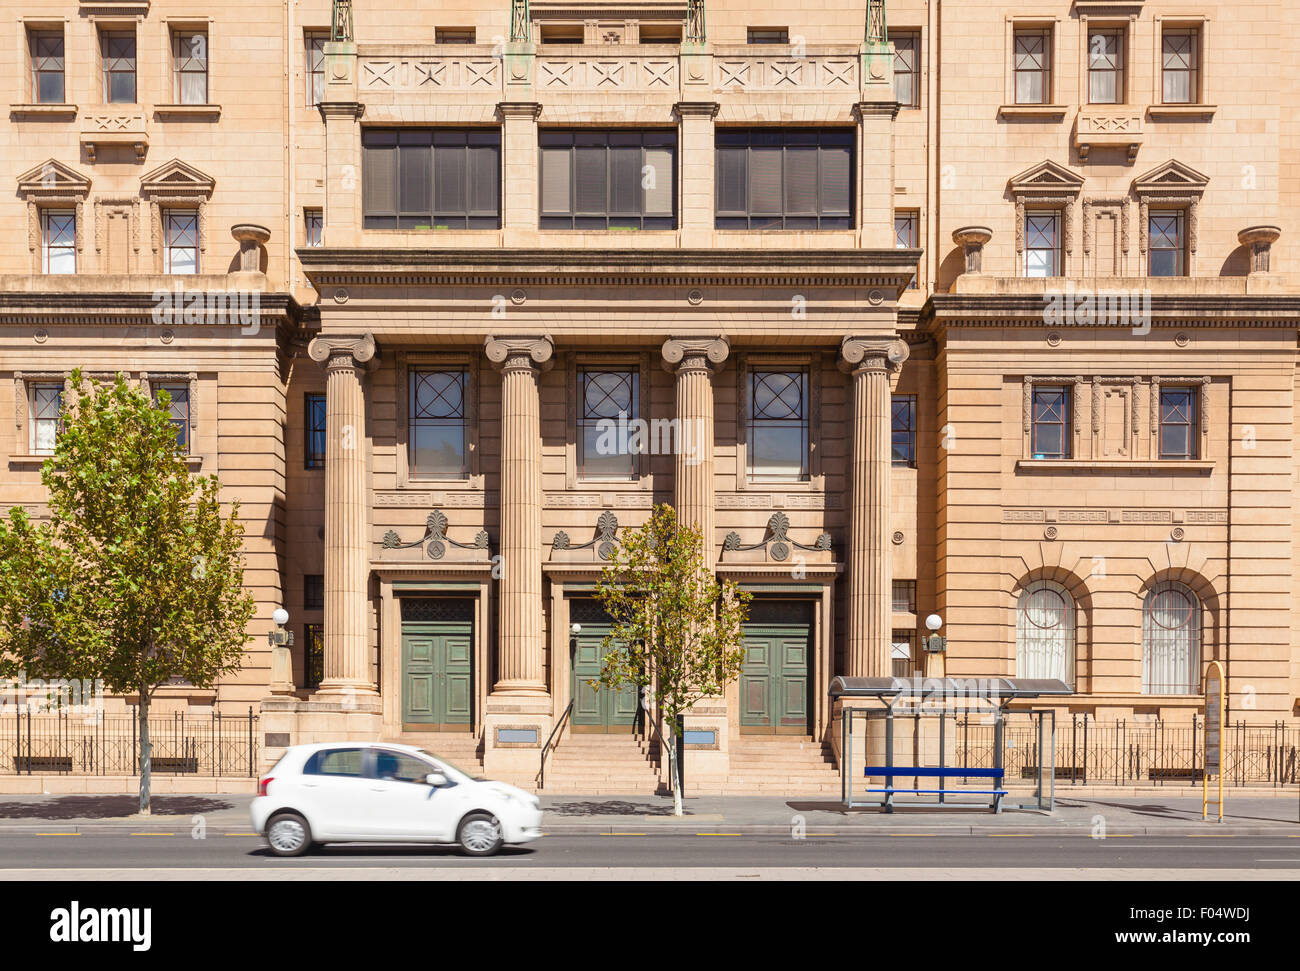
[510,0,532,43]
[866,0,887,47]
[686,0,706,44]
[331,0,353,42]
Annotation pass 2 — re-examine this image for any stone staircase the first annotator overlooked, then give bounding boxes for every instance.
[537,734,665,795]
[688,735,842,796]
[392,733,485,777]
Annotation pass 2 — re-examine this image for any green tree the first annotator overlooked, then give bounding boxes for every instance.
[0,371,255,814]
[594,504,749,816]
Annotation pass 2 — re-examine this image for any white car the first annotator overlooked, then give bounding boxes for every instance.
[250,742,543,857]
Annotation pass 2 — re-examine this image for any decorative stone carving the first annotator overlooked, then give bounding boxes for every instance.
[1237,225,1281,274]
[660,336,729,372]
[485,334,554,372]
[16,160,91,261]
[951,226,993,275]
[231,224,270,273]
[308,333,377,370]
[838,337,909,375]
[140,159,216,273]
[721,512,832,562]
[381,510,490,560]
[1132,160,1209,266]
[551,510,620,560]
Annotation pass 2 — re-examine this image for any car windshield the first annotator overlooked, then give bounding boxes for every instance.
[416,750,480,782]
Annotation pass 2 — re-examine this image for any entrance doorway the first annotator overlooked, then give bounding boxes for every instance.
[569,599,637,733]
[740,600,813,734]
[400,598,473,731]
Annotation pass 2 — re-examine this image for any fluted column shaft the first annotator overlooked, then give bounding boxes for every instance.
[308,334,378,695]
[841,337,909,678]
[662,337,729,561]
[487,335,553,695]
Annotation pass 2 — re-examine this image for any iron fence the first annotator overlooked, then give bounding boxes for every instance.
[3,707,258,777]
[954,714,1298,787]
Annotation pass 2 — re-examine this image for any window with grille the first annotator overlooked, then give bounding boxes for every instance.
[1162,27,1200,104]
[173,30,208,104]
[30,30,64,103]
[1024,210,1061,277]
[895,210,919,288]
[305,209,323,247]
[716,130,853,230]
[101,30,136,104]
[153,384,190,450]
[1148,211,1185,277]
[1031,387,1071,459]
[748,370,809,481]
[302,624,324,690]
[409,370,467,479]
[42,210,76,275]
[1088,28,1124,104]
[306,393,326,468]
[1158,387,1198,460]
[29,384,62,454]
[1013,28,1051,105]
[540,130,676,230]
[165,210,199,274]
[1016,580,1075,686]
[891,31,920,108]
[892,580,916,614]
[436,28,476,44]
[1142,582,1200,694]
[363,128,501,229]
[747,28,789,44]
[306,31,327,106]
[892,395,917,467]
[578,369,638,480]
[891,631,915,679]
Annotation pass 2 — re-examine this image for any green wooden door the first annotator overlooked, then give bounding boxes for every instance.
[401,599,473,730]
[570,602,637,733]
[740,602,812,734]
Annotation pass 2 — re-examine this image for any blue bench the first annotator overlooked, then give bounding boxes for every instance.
[863,766,1007,813]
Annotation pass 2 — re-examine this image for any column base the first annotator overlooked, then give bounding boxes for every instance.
[481,696,553,781]
[314,678,380,698]
[490,679,549,697]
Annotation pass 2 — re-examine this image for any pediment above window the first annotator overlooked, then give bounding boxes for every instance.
[17,159,91,201]
[1008,159,1085,200]
[139,158,215,199]
[1131,159,1209,199]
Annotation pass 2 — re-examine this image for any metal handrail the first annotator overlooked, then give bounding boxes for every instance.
[537,700,573,790]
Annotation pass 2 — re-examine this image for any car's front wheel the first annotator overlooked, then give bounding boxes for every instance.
[265,812,313,857]
[457,812,504,857]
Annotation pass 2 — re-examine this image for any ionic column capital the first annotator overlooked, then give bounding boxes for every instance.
[661,336,730,374]
[308,333,378,371]
[485,334,554,373]
[838,336,909,375]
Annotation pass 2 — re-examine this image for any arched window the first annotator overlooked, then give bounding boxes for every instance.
[1016,580,1075,686]
[1142,582,1201,694]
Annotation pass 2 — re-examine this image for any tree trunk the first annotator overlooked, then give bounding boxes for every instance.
[137,693,151,816]
[666,725,682,816]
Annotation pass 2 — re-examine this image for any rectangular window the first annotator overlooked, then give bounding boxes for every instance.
[101,30,136,104]
[1162,27,1200,104]
[30,30,64,104]
[302,624,324,690]
[1148,211,1185,277]
[1013,28,1051,105]
[747,28,789,44]
[539,130,676,230]
[306,31,327,106]
[362,128,501,230]
[172,30,208,104]
[1158,388,1197,460]
[305,209,323,247]
[892,580,916,614]
[639,23,682,44]
[165,210,199,274]
[436,28,476,44]
[1087,28,1124,104]
[29,383,62,454]
[1024,211,1061,277]
[748,370,809,481]
[1031,387,1071,460]
[891,31,920,108]
[895,210,918,288]
[303,574,324,611]
[891,631,915,679]
[540,24,583,44]
[153,384,190,450]
[409,370,467,479]
[306,393,326,468]
[578,369,639,480]
[891,395,916,467]
[715,129,854,230]
[42,210,76,275]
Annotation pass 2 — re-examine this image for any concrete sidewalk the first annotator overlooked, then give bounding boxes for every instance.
[0,791,1294,836]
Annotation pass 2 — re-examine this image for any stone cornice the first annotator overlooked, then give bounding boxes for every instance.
[0,286,303,330]
[296,247,921,290]
[925,291,1300,326]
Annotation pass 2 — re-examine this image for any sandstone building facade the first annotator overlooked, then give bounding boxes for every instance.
[2,0,1297,790]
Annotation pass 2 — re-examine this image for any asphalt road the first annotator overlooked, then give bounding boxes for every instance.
[2,831,1299,873]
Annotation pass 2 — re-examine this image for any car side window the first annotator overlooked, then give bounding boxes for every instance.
[373,749,437,783]
[303,748,366,777]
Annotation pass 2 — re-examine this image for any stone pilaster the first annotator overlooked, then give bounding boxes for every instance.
[308,333,378,696]
[485,334,554,695]
[661,337,729,560]
[839,336,909,677]
[673,102,719,248]
[498,102,543,247]
[318,42,363,246]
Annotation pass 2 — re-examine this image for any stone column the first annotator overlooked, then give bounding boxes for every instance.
[839,336,909,677]
[661,337,729,560]
[486,335,554,695]
[307,334,379,696]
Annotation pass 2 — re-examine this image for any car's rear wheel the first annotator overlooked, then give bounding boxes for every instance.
[266,812,312,857]
[457,812,503,857]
